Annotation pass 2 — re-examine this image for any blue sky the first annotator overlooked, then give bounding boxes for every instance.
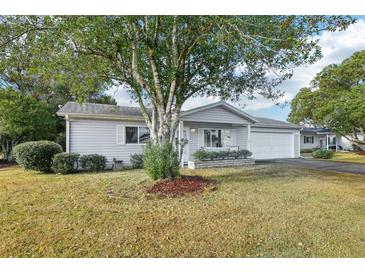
[107,16,365,121]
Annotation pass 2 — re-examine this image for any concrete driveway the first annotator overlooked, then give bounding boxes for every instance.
[257,158,365,175]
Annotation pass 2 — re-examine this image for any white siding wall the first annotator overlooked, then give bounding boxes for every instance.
[69,119,146,167]
[236,126,248,150]
[300,134,321,150]
[182,106,251,124]
[338,134,363,150]
[338,136,353,150]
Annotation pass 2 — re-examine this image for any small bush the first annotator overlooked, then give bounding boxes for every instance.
[52,152,79,174]
[193,149,253,161]
[130,153,144,169]
[312,149,334,159]
[144,142,180,180]
[79,154,106,171]
[13,141,62,172]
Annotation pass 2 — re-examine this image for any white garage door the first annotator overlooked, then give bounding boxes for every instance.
[251,132,294,159]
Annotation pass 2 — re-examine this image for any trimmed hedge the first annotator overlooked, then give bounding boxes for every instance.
[193,149,252,161]
[13,141,62,172]
[79,154,106,171]
[312,149,334,159]
[130,153,144,169]
[52,152,80,174]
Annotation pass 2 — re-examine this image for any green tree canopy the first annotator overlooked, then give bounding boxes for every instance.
[0,88,58,159]
[288,50,365,148]
[0,15,355,144]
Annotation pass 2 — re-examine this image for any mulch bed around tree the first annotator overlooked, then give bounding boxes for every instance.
[356,151,365,155]
[146,176,218,197]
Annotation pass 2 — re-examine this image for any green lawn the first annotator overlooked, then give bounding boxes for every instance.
[332,152,365,164]
[0,165,364,257]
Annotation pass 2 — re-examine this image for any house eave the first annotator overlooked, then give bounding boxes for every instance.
[252,125,302,130]
[58,113,145,121]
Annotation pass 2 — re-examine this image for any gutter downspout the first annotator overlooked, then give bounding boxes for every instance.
[66,115,70,153]
[178,120,184,167]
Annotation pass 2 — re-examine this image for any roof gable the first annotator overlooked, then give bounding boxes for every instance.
[181,101,258,123]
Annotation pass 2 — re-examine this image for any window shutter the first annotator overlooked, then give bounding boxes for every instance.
[198,128,204,149]
[116,125,125,145]
[230,128,236,146]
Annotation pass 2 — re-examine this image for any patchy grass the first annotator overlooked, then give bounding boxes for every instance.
[332,152,365,164]
[0,165,364,257]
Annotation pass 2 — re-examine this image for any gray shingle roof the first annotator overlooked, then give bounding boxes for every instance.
[301,127,334,134]
[57,102,149,118]
[57,102,301,129]
[252,117,301,129]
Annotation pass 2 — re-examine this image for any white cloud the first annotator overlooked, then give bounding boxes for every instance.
[108,19,365,115]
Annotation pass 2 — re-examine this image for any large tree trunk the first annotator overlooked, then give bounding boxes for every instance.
[150,108,181,145]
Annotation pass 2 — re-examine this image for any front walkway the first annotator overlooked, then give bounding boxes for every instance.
[257,158,365,175]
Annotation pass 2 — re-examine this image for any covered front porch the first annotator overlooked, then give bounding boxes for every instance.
[317,133,338,150]
[178,120,252,164]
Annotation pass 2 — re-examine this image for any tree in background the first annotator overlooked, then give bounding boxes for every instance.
[0,17,118,156]
[288,50,365,149]
[0,88,57,160]
[288,87,318,127]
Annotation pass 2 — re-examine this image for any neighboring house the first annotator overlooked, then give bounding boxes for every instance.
[57,101,301,167]
[300,127,356,151]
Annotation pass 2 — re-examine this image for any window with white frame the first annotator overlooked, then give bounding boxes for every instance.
[304,136,314,144]
[125,126,150,144]
[203,129,231,147]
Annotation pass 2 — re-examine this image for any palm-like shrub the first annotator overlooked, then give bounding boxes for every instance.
[144,142,180,180]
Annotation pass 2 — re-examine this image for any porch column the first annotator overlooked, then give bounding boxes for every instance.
[178,120,184,167]
[247,124,251,151]
[326,134,329,150]
[66,115,70,153]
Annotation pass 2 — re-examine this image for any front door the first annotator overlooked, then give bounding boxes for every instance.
[183,127,190,162]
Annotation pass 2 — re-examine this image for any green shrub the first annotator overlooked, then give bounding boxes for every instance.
[144,142,180,180]
[13,141,62,172]
[79,154,106,171]
[193,149,253,161]
[52,152,79,174]
[130,153,144,169]
[55,132,66,151]
[312,149,334,159]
